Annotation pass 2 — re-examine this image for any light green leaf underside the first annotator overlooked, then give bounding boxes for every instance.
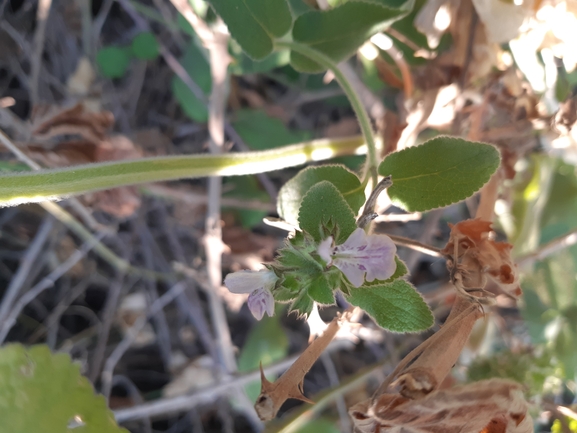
[0,344,127,433]
[378,136,500,212]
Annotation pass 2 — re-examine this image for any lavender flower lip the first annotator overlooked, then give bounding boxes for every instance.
[318,228,397,287]
[224,269,277,320]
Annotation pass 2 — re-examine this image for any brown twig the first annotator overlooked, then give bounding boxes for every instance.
[255,313,349,421]
[516,229,577,268]
[387,234,442,257]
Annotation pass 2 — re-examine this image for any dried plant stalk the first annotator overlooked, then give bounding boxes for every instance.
[255,312,346,421]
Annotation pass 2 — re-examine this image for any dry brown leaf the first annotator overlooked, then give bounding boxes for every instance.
[31,103,114,145]
[350,379,532,433]
[255,312,349,421]
[440,219,521,302]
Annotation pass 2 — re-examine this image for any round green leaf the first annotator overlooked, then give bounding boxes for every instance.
[279,165,364,228]
[131,32,159,60]
[0,344,127,433]
[345,279,433,332]
[207,0,293,60]
[378,136,500,212]
[96,46,130,78]
[298,180,357,244]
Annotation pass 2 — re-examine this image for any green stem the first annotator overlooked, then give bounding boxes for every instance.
[275,40,379,186]
[0,136,366,206]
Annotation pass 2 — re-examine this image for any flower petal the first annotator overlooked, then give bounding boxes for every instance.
[341,227,367,248]
[333,229,397,287]
[247,287,275,320]
[224,269,276,294]
[333,259,366,287]
[317,236,334,264]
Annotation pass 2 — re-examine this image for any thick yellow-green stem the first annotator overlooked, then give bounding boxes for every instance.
[0,136,367,206]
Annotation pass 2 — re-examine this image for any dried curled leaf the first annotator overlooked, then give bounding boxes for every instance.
[441,219,521,301]
[31,103,114,144]
[350,379,532,433]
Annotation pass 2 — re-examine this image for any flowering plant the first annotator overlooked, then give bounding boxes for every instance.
[223,135,501,331]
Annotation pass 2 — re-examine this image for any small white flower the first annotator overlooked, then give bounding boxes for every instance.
[318,228,397,287]
[224,270,277,320]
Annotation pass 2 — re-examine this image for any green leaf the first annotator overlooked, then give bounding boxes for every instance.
[232,110,311,150]
[309,274,336,305]
[298,181,357,244]
[171,41,211,122]
[207,0,293,60]
[96,46,130,78]
[238,316,289,400]
[230,39,290,75]
[0,344,127,433]
[290,0,413,72]
[378,136,500,212]
[288,0,314,16]
[279,165,364,228]
[345,279,433,332]
[130,32,160,60]
[291,290,315,316]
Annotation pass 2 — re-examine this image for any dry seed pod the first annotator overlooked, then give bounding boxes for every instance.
[441,219,521,302]
[350,379,532,433]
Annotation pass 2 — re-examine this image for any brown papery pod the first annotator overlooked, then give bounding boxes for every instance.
[372,296,484,400]
[351,379,532,433]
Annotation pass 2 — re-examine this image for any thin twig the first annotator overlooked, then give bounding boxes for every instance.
[0,232,103,343]
[320,353,351,433]
[387,234,442,257]
[89,274,127,383]
[113,339,353,423]
[30,0,53,104]
[0,217,54,328]
[169,0,237,375]
[101,282,187,399]
[28,276,93,344]
[137,221,174,370]
[516,229,577,268]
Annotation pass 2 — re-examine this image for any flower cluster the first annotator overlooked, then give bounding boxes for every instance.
[224,227,398,320]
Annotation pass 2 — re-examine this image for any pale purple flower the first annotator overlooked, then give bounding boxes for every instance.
[224,270,277,320]
[318,228,397,287]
